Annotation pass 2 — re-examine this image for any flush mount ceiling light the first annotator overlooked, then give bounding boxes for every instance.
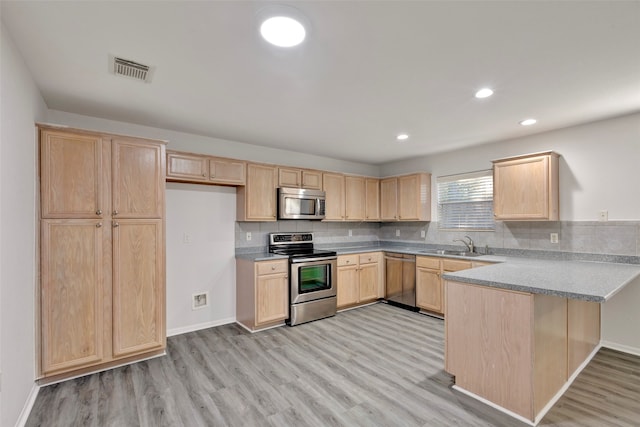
[475,88,494,99]
[520,118,537,126]
[396,133,410,141]
[258,6,308,47]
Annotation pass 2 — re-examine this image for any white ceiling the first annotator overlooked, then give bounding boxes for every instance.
[2,1,639,164]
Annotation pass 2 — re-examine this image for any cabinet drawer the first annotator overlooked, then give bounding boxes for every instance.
[442,259,472,272]
[257,260,288,275]
[359,252,380,265]
[417,256,441,270]
[338,254,359,267]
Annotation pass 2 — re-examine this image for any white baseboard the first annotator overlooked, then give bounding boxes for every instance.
[15,383,40,427]
[167,317,235,337]
[601,340,640,357]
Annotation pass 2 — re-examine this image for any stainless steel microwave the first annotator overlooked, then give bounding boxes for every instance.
[278,187,326,220]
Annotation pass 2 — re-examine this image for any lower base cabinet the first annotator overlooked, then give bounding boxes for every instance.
[445,280,600,423]
[337,252,383,309]
[236,258,289,331]
[416,257,472,315]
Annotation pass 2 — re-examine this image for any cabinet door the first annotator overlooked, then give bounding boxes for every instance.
[278,167,301,187]
[210,158,246,185]
[41,219,105,374]
[302,170,322,190]
[40,129,107,218]
[345,176,366,221]
[359,263,379,303]
[112,219,165,358]
[493,154,558,220]
[243,163,277,221]
[166,151,208,182]
[112,139,165,218]
[380,178,398,221]
[256,273,288,325]
[337,265,359,308]
[365,178,380,221]
[323,173,345,221]
[416,267,442,314]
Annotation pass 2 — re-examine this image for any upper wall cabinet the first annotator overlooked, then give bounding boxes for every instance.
[323,172,346,221]
[166,150,245,186]
[40,130,108,218]
[493,151,559,221]
[278,167,322,190]
[380,173,431,221]
[237,163,277,221]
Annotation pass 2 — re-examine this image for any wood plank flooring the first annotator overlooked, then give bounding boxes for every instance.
[27,303,640,427]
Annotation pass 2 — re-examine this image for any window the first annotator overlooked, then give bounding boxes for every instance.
[437,170,495,230]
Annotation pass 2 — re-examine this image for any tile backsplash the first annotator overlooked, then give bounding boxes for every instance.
[236,220,640,257]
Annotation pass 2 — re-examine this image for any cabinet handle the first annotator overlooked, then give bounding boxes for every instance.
[346,260,350,264]
[96,209,102,215]
[113,210,119,216]
[113,222,119,228]
[211,174,216,178]
[96,223,102,228]
[202,173,207,177]
[272,266,276,270]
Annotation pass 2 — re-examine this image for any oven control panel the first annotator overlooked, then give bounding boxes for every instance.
[271,233,313,244]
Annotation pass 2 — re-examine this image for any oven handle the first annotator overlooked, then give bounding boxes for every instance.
[290,256,337,264]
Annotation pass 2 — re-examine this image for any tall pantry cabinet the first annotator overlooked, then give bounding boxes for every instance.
[38,125,166,380]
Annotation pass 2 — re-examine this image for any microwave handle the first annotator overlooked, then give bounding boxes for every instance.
[317,198,325,216]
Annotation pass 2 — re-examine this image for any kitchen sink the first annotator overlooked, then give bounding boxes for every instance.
[420,249,482,257]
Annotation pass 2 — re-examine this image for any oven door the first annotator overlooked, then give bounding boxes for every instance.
[290,256,337,304]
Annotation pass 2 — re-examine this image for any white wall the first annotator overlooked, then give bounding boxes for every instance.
[165,183,236,335]
[602,276,640,356]
[0,22,48,427]
[380,112,640,221]
[44,110,380,177]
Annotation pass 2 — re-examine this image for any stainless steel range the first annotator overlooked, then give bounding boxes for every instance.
[269,232,337,326]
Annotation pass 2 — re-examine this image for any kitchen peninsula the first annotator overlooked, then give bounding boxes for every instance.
[442,258,640,425]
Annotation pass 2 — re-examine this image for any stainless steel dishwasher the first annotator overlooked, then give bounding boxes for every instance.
[385,253,416,309]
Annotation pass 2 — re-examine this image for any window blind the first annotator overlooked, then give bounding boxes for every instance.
[437,170,495,230]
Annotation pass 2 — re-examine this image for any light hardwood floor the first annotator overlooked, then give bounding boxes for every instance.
[27,303,640,426]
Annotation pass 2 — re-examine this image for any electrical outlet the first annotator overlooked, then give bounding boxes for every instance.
[246,232,252,241]
[420,230,426,238]
[192,292,209,310]
[599,210,608,221]
[348,229,352,237]
[396,229,400,237]
[550,233,559,244]
[183,232,191,244]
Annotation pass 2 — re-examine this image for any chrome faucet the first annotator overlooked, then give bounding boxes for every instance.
[453,236,475,253]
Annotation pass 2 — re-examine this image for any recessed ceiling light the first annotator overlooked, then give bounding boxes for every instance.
[260,16,306,47]
[396,133,409,141]
[475,88,494,99]
[519,119,537,126]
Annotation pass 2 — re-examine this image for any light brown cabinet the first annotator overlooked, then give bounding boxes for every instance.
[416,256,473,315]
[324,174,379,222]
[365,178,380,221]
[166,150,245,186]
[416,257,442,314]
[345,176,366,221]
[237,163,278,221]
[493,151,559,221]
[445,281,599,423]
[236,258,289,331]
[278,167,322,190]
[323,172,346,221]
[380,173,431,221]
[38,126,166,380]
[337,253,382,309]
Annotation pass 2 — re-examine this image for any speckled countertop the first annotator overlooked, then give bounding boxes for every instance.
[236,244,640,302]
[442,258,640,302]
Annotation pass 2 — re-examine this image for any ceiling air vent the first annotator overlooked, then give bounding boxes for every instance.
[110,55,153,83]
